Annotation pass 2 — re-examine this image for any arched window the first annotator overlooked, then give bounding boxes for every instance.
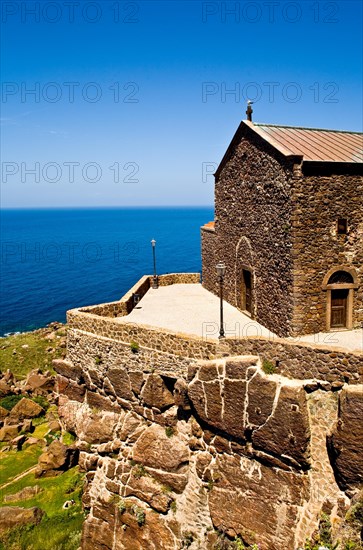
[328,271,354,285]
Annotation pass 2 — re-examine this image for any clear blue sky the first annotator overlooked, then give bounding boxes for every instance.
[1,0,362,208]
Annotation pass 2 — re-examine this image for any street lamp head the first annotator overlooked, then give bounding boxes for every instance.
[151,239,156,247]
[216,262,226,278]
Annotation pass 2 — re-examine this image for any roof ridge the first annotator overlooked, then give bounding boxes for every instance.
[253,122,363,135]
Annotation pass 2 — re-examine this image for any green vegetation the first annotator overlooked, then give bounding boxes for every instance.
[117,498,127,514]
[165,426,174,438]
[0,329,65,380]
[62,431,76,446]
[262,358,276,375]
[131,505,145,526]
[130,341,139,354]
[0,326,85,550]
[0,394,23,411]
[304,512,339,550]
[132,464,146,479]
[0,445,42,484]
[94,355,102,365]
[0,467,85,550]
[31,395,49,411]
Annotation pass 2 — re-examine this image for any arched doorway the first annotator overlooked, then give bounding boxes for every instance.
[322,268,359,330]
[235,237,255,317]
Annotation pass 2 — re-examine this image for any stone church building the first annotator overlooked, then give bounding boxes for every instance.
[201,114,363,338]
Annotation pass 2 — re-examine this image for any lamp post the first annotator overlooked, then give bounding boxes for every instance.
[151,239,158,289]
[216,262,226,338]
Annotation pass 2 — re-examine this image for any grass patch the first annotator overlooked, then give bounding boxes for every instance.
[0,466,85,550]
[0,394,23,411]
[0,445,42,485]
[62,432,76,446]
[0,509,84,550]
[262,359,276,375]
[0,467,84,513]
[0,331,65,380]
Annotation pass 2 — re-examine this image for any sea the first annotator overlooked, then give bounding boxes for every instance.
[0,207,213,337]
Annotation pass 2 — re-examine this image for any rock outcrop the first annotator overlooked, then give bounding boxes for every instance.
[55,353,363,550]
[0,506,44,534]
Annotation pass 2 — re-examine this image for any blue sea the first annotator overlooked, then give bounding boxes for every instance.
[0,207,213,336]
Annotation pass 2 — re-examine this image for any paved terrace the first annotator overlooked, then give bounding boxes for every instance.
[122,283,275,340]
[119,283,362,352]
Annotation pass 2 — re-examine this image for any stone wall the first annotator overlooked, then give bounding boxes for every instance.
[54,351,363,550]
[291,168,363,334]
[81,274,200,319]
[202,125,296,337]
[66,309,362,384]
[201,225,216,289]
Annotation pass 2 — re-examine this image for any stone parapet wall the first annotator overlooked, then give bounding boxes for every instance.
[80,274,200,319]
[67,310,362,384]
[67,329,196,380]
[225,336,363,384]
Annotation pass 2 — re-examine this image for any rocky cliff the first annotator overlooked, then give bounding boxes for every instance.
[54,351,363,550]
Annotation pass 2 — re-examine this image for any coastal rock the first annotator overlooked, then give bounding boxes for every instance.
[10,397,44,420]
[327,387,363,490]
[0,424,21,441]
[0,506,44,534]
[133,424,189,472]
[36,440,79,477]
[0,405,9,420]
[140,374,174,410]
[4,485,42,503]
[25,369,54,393]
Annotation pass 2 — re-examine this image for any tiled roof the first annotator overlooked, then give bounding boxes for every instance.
[202,221,215,231]
[248,121,363,163]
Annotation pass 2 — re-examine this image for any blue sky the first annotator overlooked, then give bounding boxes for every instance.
[1,0,362,207]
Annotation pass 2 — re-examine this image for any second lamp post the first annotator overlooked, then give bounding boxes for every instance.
[151,239,158,289]
[216,262,226,338]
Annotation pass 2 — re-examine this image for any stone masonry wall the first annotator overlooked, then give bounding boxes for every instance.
[291,168,363,334]
[202,126,296,337]
[201,226,216,290]
[55,351,363,550]
[67,304,362,385]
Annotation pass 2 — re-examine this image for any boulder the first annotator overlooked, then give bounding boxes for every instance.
[133,424,189,472]
[0,506,44,534]
[252,385,311,469]
[36,440,79,477]
[0,379,12,397]
[10,398,44,420]
[105,367,134,401]
[327,387,363,490]
[124,474,172,512]
[173,378,191,410]
[25,370,54,393]
[11,434,26,450]
[0,424,21,441]
[4,485,42,503]
[208,453,310,550]
[140,374,175,410]
[0,405,9,420]
[52,359,83,382]
[57,375,85,403]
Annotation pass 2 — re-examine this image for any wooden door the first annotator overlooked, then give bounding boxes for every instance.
[331,289,348,328]
[243,270,252,314]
